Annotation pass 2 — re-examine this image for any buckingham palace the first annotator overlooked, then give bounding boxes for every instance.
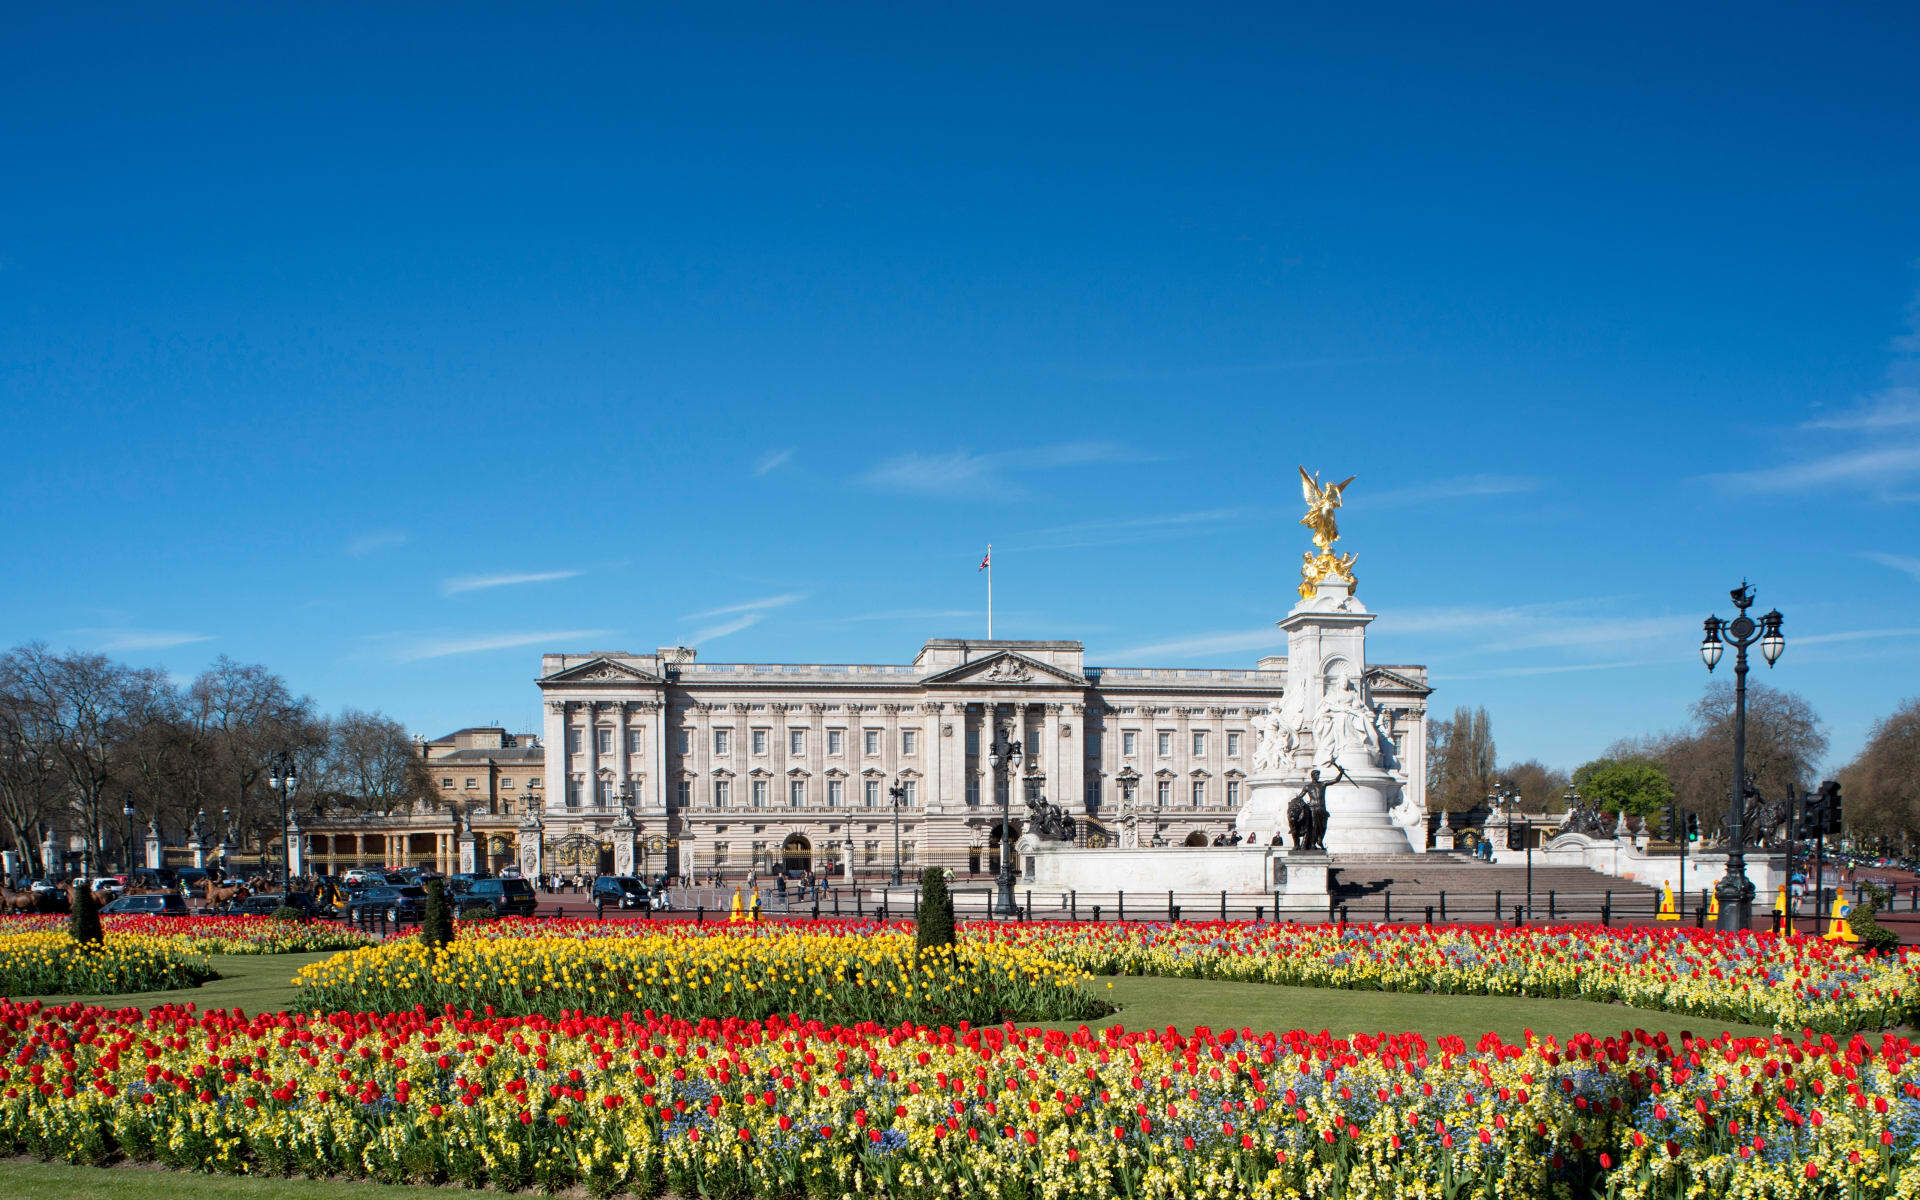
[532,637,1431,881]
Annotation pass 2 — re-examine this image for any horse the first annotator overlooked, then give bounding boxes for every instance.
[0,888,38,915]
[203,878,249,912]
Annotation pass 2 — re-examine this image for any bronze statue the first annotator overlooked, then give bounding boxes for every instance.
[1286,763,1348,852]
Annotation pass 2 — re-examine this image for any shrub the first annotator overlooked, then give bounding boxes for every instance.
[916,866,955,950]
[421,878,455,948]
[1852,883,1902,954]
[68,883,102,945]
[269,906,308,923]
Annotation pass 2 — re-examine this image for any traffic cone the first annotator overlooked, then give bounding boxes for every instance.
[729,889,743,924]
[1655,882,1679,922]
[1823,892,1858,943]
[1707,890,1720,923]
[749,888,761,923]
[1773,886,1788,938]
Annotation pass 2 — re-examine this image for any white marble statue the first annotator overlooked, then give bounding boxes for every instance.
[1312,676,1384,769]
[1250,703,1292,773]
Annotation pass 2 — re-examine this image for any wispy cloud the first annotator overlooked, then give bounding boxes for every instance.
[1439,657,1673,681]
[398,629,613,662]
[1092,629,1284,663]
[346,530,409,557]
[1705,445,1920,495]
[861,442,1146,499]
[442,569,585,596]
[1861,552,1920,583]
[1005,508,1248,552]
[1353,474,1543,509]
[1789,626,1920,647]
[754,448,795,476]
[689,614,763,644]
[69,628,215,653]
[682,593,806,621]
[1802,390,1920,431]
[1470,616,1696,655]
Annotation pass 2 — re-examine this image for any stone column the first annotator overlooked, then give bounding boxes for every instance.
[617,703,631,799]
[286,814,306,879]
[585,700,601,808]
[144,821,163,870]
[1042,703,1063,808]
[647,699,667,816]
[543,700,568,817]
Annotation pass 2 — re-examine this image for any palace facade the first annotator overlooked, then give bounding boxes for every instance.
[533,638,1431,881]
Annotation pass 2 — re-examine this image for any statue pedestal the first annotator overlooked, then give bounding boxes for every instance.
[1322,768,1417,855]
[1235,771,1304,846]
[457,834,477,875]
[1273,851,1332,911]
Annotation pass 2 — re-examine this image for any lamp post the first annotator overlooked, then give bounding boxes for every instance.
[1492,780,1528,918]
[888,777,907,886]
[122,794,137,875]
[1701,582,1785,932]
[987,724,1024,917]
[267,751,298,893]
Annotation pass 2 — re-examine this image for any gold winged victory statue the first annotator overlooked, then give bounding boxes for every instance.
[1297,467,1359,599]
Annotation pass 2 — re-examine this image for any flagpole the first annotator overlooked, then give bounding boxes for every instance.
[986,544,993,640]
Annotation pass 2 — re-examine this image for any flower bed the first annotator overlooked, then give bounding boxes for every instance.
[0,1000,1913,1198]
[0,933,213,996]
[362,916,1920,1034]
[293,930,1107,1025]
[0,914,376,955]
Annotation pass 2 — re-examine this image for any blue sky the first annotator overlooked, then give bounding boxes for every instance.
[2,2,1917,772]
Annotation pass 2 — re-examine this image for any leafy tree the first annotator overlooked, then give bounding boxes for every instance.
[1573,758,1674,818]
[68,881,102,945]
[1601,683,1826,831]
[916,867,955,950]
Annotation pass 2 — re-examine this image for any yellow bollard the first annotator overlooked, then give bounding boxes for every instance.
[729,889,743,924]
[1654,882,1679,922]
[1823,891,1858,943]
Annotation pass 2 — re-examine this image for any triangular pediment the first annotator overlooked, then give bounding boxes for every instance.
[1364,666,1431,696]
[539,657,664,685]
[920,650,1086,688]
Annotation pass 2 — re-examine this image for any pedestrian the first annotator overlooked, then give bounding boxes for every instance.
[776,874,787,902]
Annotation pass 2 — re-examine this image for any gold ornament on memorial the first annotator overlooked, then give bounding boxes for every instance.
[1297,466,1358,599]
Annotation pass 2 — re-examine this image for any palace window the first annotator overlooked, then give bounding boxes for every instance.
[440,777,453,788]
[1085,777,1100,807]
[1192,731,1207,757]
[713,842,729,865]
[1226,731,1241,757]
[566,778,582,809]
[676,729,691,754]
[752,779,768,807]
[864,729,880,756]
[1227,780,1241,807]
[901,730,918,755]
[965,776,980,806]
[1087,732,1101,757]
[864,779,879,807]
[500,777,512,790]
[628,729,644,754]
[751,728,768,755]
[966,729,980,755]
[903,780,918,806]
[597,729,613,755]
[828,779,843,807]
[595,778,611,807]
[1191,781,1206,808]
[1156,781,1171,807]
[713,780,731,808]
[714,729,731,756]
[789,780,806,808]
[789,729,806,755]
[566,729,581,754]
[827,729,844,756]
[864,841,879,865]
[1157,732,1172,757]
[903,840,917,863]
[1122,731,1137,757]
[675,780,690,810]
[463,776,476,790]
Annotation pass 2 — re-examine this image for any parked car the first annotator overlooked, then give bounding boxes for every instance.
[591,876,651,910]
[101,892,191,916]
[345,885,429,924]
[129,867,177,889]
[456,877,537,918]
[449,872,491,897]
[340,868,388,887]
[231,892,326,917]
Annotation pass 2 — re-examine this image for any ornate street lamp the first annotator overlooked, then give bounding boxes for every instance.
[888,777,908,886]
[987,725,1023,917]
[1490,780,1528,917]
[267,752,298,892]
[1700,581,1785,932]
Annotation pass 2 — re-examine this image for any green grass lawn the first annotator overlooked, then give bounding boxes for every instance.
[0,1161,451,1200]
[20,952,335,1012]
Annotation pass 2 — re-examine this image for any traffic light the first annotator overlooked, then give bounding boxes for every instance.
[1815,780,1843,836]
[1685,813,1700,843]
[1507,822,1525,851]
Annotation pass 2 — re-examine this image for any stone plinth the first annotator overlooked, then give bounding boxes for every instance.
[1236,772,1301,846]
[1273,851,1332,911]
[1322,767,1418,855]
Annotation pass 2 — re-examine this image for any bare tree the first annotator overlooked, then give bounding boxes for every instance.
[186,657,321,856]
[1500,759,1570,813]
[1606,682,1827,830]
[1842,698,1920,854]
[0,660,62,874]
[322,709,418,815]
[1434,706,1496,812]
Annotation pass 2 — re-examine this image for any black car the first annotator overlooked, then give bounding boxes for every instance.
[231,892,327,918]
[346,885,430,924]
[449,872,491,897]
[101,892,191,916]
[590,876,650,910]
[457,876,537,918]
